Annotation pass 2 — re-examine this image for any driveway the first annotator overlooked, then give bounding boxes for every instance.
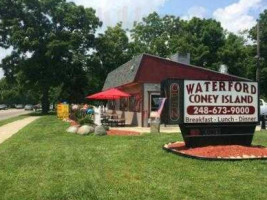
[0,109,32,121]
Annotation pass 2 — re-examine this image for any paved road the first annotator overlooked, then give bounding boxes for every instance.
[0,109,32,121]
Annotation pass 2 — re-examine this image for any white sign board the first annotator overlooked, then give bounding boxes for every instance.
[184,80,258,123]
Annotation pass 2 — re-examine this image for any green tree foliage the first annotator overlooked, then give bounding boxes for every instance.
[185,18,225,68]
[130,13,225,69]
[130,13,184,57]
[0,78,38,105]
[0,0,101,113]
[217,33,251,77]
[92,23,131,91]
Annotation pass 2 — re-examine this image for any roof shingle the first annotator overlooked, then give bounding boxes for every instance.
[102,54,143,90]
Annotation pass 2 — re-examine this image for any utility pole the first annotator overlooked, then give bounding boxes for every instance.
[256,21,266,130]
[256,21,260,82]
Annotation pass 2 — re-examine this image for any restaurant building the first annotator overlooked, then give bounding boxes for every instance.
[102,53,248,127]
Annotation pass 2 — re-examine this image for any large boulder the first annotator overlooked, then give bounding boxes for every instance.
[66,126,79,134]
[77,125,94,135]
[95,125,107,136]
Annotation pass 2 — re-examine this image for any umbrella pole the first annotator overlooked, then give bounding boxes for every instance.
[112,98,116,114]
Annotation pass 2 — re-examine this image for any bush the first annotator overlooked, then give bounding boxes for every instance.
[69,107,85,121]
[78,114,94,125]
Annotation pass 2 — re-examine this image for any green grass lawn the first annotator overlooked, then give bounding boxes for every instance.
[0,116,266,200]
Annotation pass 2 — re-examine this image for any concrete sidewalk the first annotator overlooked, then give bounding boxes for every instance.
[0,116,40,144]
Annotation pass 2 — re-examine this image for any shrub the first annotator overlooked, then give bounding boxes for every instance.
[78,114,94,125]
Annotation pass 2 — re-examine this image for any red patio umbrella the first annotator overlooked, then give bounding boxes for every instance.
[86,88,130,100]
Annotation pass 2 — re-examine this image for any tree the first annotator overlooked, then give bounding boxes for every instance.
[217,33,251,77]
[130,12,185,57]
[91,23,131,91]
[0,77,39,105]
[0,0,101,113]
[130,13,226,70]
[183,18,225,69]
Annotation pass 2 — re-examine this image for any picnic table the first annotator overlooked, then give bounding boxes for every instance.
[101,113,125,127]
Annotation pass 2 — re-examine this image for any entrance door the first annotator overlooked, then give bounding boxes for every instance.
[149,93,161,114]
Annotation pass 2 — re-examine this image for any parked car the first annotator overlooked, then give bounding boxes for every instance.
[260,99,267,119]
[0,104,8,110]
[25,104,34,110]
[15,104,24,109]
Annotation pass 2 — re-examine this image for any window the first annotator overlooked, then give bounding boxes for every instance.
[150,94,161,112]
[120,98,128,111]
[107,100,115,110]
[129,93,142,112]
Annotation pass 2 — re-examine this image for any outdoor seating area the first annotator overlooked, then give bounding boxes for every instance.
[87,88,130,127]
[101,112,125,127]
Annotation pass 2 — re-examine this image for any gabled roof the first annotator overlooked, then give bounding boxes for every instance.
[102,54,143,90]
[102,53,249,90]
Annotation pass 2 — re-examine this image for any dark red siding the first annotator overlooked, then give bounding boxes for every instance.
[135,55,246,83]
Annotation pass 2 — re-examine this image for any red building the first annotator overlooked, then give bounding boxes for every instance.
[102,53,248,127]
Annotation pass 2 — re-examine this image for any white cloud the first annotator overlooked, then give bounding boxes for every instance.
[0,47,12,64]
[0,47,13,79]
[182,6,207,20]
[213,0,262,34]
[70,0,168,29]
[0,68,4,79]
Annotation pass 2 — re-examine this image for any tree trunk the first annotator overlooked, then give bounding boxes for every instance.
[41,87,49,114]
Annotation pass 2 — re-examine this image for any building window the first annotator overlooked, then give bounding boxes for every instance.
[150,94,161,112]
[107,100,115,110]
[120,98,128,111]
[129,93,142,112]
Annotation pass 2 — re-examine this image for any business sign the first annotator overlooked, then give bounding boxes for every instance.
[184,80,258,123]
[169,83,180,121]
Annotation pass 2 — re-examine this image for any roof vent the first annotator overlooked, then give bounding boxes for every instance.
[219,64,228,74]
[170,53,190,65]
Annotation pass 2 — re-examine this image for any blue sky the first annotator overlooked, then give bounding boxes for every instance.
[70,0,266,33]
[158,0,266,33]
[0,0,267,77]
[159,0,235,16]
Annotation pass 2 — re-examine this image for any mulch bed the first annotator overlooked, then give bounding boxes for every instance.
[107,129,141,136]
[164,141,267,160]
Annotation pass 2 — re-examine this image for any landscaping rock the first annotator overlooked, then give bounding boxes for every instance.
[66,126,79,134]
[89,126,95,133]
[70,120,79,126]
[103,125,109,131]
[95,125,107,136]
[77,125,94,135]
